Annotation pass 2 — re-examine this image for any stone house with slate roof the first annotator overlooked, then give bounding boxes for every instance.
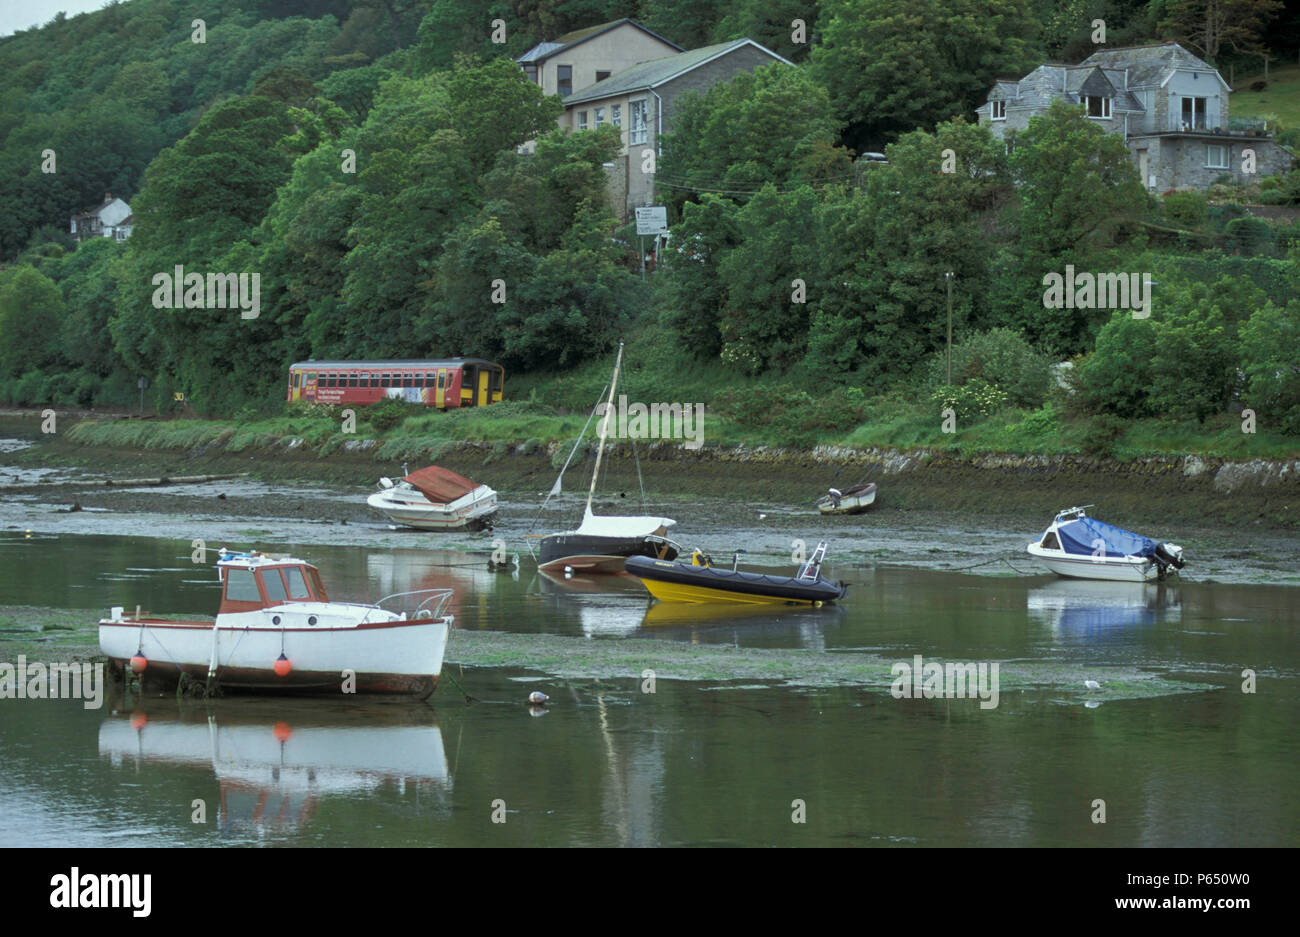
[559,38,792,220]
[516,19,682,109]
[977,42,1293,191]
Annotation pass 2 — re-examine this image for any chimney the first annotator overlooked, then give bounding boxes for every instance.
[104,192,112,203]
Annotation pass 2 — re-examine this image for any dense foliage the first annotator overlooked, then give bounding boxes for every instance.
[0,0,1296,445]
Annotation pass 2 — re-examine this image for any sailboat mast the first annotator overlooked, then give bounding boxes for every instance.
[585,342,624,516]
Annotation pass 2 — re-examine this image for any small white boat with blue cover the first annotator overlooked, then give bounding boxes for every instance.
[1027,506,1186,582]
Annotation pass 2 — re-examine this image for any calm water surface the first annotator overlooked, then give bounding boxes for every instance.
[1,532,1297,846]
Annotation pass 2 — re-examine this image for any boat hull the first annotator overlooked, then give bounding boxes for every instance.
[538,534,677,574]
[99,616,451,699]
[817,483,877,515]
[366,489,497,530]
[1026,544,1158,582]
[625,556,847,605]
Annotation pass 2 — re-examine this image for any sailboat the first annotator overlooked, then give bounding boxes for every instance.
[537,343,678,574]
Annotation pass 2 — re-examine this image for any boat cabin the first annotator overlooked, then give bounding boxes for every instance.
[216,550,328,615]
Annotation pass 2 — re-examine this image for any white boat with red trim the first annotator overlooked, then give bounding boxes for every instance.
[98,549,454,699]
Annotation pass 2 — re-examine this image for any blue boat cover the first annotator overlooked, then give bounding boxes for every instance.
[1056,517,1158,559]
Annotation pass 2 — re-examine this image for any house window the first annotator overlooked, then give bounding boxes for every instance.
[523,64,538,84]
[629,100,648,144]
[611,104,621,128]
[577,110,588,130]
[991,100,1006,120]
[596,70,611,82]
[1206,144,1229,169]
[594,107,605,127]
[1181,96,1206,130]
[1085,96,1111,118]
[557,65,572,96]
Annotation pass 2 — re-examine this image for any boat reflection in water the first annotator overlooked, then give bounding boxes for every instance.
[535,569,647,635]
[1027,579,1181,636]
[98,701,450,836]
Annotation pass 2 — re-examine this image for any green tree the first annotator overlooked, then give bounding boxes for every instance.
[811,0,1036,152]
[0,265,65,378]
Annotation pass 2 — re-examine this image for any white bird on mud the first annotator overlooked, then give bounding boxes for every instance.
[1084,680,1102,691]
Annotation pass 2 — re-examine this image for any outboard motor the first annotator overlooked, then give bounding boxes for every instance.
[1152,542,1186,578]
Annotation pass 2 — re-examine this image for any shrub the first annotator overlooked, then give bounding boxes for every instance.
[923,328,1054,408]
[366,396,419,432]
[1080,413,1126,458]
[930,379,1009,421]
[1163,190,1208,227]
[1224,217,1274,255]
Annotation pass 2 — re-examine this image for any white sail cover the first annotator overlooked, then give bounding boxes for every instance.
[573,507,675,538]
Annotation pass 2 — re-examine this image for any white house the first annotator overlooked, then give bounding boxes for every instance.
[71,193,133,241]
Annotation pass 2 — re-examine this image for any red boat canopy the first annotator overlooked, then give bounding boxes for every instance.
[402,465,480,505]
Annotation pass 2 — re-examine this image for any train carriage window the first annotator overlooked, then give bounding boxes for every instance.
[349,372,359,388]
[224,568,260,602]
[307,372,317,383]
[405,372,415,387]
[381,372,391,385]
[322,373,333,388]
[284,566,311,599]
[438,372,446,389]
[261,570,289,603]
[368,373,379,387]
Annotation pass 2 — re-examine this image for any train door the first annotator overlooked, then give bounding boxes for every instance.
[304,372,318,401]
[478,369,490,406]
[436,369,447,408]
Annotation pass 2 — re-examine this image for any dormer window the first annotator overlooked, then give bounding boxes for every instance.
[991,100,1006,120]
[1085,96,1111,118]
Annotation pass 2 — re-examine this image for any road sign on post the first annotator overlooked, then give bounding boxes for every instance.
[635,206,668,236]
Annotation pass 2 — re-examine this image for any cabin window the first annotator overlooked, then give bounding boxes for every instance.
[1040,531,1060,550]
[224,568,260,602]
[991,100,1006,120]
[557,65,572,96]
[308,567,328,601]
[284,566,311,599]
[262,570,289,603]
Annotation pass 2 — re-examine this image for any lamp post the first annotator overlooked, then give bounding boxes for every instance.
[944,271,954,385]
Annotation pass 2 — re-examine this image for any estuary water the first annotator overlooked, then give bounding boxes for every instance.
[1,530,1297,847]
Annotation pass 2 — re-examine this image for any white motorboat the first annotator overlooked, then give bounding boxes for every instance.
[1026,506,1186,582]
[367,465,497,530]
[816,482,877,515]
[99,549,454,698]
